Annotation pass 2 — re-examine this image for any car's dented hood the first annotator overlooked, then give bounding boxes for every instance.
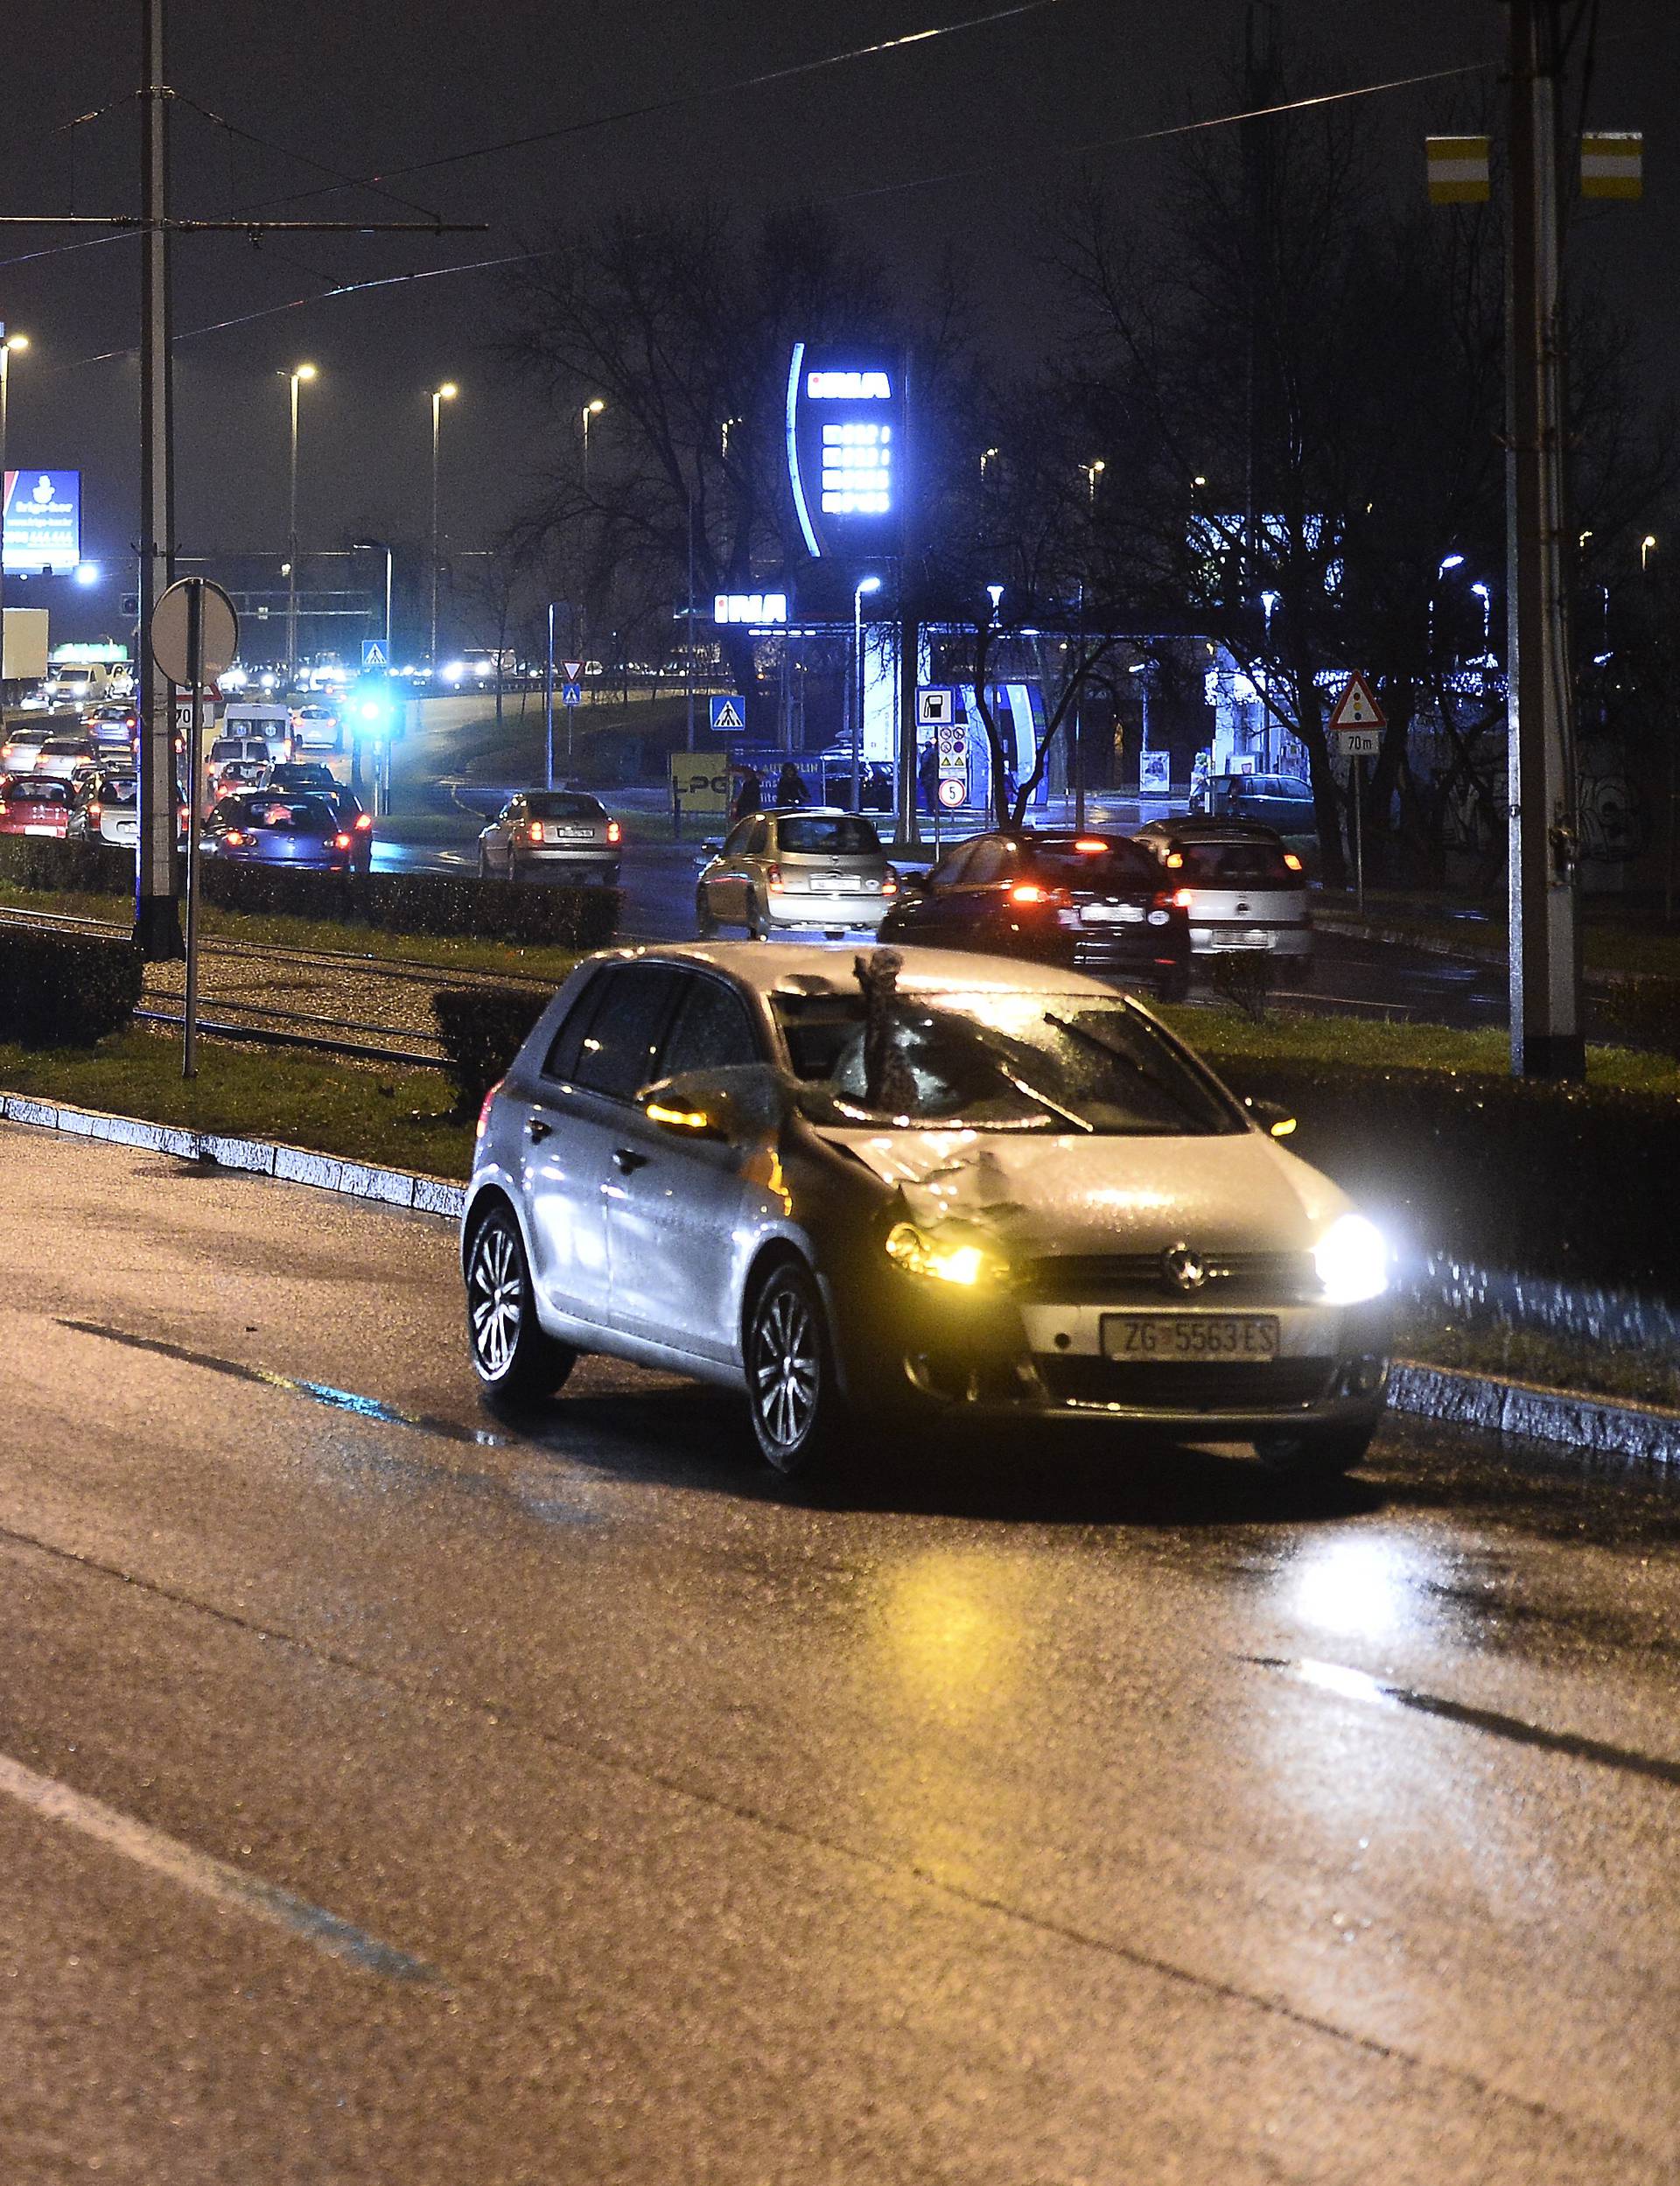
[813,1124,1349,1258]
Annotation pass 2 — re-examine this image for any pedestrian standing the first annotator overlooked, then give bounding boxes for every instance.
[774,760,805,808]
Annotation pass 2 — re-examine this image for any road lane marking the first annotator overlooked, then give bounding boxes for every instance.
[0,1748,445,1986]
[1250,1655,1680,1788]
[59,1320,506,1447]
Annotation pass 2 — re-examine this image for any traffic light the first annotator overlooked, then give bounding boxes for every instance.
[351,675,395,740]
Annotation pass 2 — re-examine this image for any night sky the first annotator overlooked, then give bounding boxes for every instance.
[2,0,1672,644]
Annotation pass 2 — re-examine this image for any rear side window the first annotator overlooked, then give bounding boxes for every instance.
[777,816,881,856]
[928,842,976,887]
[658,977,762,1078]
[550,965,682,1099]
[1177,841,1301,886]
[4,778,69,804]
[962,839,1015,886]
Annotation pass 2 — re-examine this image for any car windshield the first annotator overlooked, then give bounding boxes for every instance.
[522,792,602,820]
[774,988,1242,1137]
[4,778,70,803]
[778,816,881,855]
[1028,838,1158,886]
[1176,841,1300,885]
[226,795,338,833]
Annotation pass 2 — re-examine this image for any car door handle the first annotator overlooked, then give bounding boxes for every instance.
[613,1146,650,1174]
[527,1117,553,1143]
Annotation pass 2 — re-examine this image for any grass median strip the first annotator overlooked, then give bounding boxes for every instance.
[0,1026,473,1177]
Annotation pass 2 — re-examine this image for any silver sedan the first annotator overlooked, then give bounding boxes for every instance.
[478,788,621,884]
[696,808,898,937]
[460,943,1392,1479]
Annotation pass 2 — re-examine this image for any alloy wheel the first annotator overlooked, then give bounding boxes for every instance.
[751,1276,821,1458]
[468,1216,522,1380]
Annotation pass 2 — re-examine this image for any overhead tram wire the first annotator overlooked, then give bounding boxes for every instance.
[34,41,1609,374]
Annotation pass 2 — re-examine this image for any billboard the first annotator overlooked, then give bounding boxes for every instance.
[785,345,903,560]
[3,470,81,574]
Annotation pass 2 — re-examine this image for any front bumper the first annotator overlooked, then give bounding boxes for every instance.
[834,1281,1390,1434]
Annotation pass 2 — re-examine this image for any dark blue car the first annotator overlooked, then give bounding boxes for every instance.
[203,790,355,870]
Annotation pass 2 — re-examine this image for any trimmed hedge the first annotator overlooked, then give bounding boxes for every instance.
[0,835,620,949]
[0,928,144,1046]
[0,836,132,896]
[1594,977,1680,1060]
[432,985,553,1113]
[1216,1054,1680,1288]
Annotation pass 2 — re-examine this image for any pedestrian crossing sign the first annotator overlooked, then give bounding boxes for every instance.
[710,695,746,732]
[360,637,389,669]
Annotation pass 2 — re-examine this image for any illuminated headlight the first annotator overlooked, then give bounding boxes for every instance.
[884,1220,1007,1289]
[1313,1214,1389,1306]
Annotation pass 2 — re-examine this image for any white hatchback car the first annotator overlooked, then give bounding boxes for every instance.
[696,808,898,937]
[461,943,1390,1478]
[1133,819,1313,969]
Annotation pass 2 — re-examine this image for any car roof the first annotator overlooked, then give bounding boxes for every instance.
[586,939,1127,1002]
[1137,817,1291,843]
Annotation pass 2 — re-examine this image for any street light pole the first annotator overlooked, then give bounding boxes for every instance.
[852,575,881,813]
[429,382,458,668]
[283,362,315,684]
[0,330,24,690]
[135,0,180,960]
[581,397,605,494]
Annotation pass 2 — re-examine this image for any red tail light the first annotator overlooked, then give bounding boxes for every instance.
[354,811,373,830]
[881,877,898,896]
[1283,851,1303,872]
[88,803,102,824]
[225,829,248,847]
[1008,880,1070,907]
[766,862,785,892]
[477,1079,503,1139]
[527,819,546,844]
[1072,837,1108,854]
[606,818,622,845]
[333,832,353,850]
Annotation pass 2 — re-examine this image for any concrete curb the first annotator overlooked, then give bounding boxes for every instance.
[0,1089,466,1221]
[4,1089,1675,1466]
[1389,1360,1680,1466]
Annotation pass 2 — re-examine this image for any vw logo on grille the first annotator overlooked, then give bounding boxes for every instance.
[1161,1243,1208,1293]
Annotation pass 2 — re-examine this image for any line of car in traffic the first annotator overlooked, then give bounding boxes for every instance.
[688,807,1313,984]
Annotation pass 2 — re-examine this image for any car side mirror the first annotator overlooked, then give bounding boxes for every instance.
[1243,1097,1297,1139]
[897,871,928,900]
[701,838,723,854]
[640,1063,788,1147]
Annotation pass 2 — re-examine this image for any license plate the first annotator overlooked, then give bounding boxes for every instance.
[557,825,596,841]
[1081,902,1143,924]
[24,824,60,837]
[830,874,864,890]
[1102,1314,1280,1361]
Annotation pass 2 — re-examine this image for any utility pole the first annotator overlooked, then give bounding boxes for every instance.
[894,352,920,851]
[1505,0,1584,1078]
[135,0,179,959]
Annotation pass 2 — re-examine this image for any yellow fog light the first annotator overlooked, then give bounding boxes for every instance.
[884,1221,1004,1288]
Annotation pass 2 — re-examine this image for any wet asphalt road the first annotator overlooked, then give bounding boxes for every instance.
[4,1128,1678,2182]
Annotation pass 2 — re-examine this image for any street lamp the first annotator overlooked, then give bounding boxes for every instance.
[0,330,27,677]
[720,417,740,461]
[351,536,395,656]
[980,446,999,480]
[1642,532,1658,572]
[1429,555,1463,661]
[1081,459,1106,506]
[281,362,317,685]
[581,397,606,492]
[851,575,882,815]
[429,382,458,669]
[1470,579,1492,662]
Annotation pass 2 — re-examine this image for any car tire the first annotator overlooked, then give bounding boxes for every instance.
[747,893,771,941]
[744,1258,843,1477]
[1254,1421,1376,1480]
[464,1200,578,1403]
[695,887,719,939]
[509,853,525,886]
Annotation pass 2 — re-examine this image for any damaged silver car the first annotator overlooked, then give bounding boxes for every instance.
[461,943,1391,1477]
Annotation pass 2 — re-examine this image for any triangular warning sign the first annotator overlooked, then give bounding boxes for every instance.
[712,698,745,730]
[1328,672,1386,731]
[562,659,583,683]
